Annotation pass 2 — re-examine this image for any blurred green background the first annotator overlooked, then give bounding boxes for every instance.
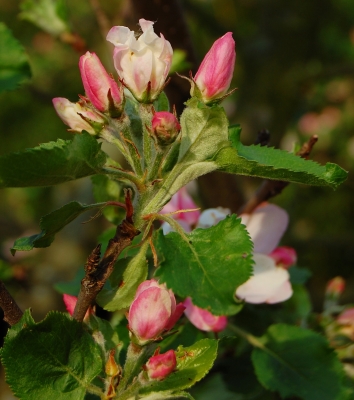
[0,0,354,398]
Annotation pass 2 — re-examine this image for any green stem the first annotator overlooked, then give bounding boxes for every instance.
[102,167,146,193]
[140,104,154,171]
[86,383,105,397]
[120,124,144,176]
[100,128,135,169]
[117,342,156,394]
[147,150,164,181]
[227,323,266,350]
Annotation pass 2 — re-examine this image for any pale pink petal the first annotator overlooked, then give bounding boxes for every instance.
[197,207,230,229]
[241,203,288,254]
[236,254,292,304]
[337,308,354,325]
[183,297,227,332]
[266,280,293,304]
[165,302,185,331]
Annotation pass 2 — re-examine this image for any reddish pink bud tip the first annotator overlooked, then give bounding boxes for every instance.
[63,294,77,316]
[152,111,181,146]
[194,32,236,102]
[146,349,176,380]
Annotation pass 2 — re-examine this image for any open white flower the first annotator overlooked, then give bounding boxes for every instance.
[106,19,173,102]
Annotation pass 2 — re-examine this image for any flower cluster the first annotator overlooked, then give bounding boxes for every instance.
[53,19,236,136]
[160,187,295,330]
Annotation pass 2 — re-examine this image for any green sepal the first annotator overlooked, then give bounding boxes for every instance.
[11,201,107,254]
[0,23,31,93]
[215,126,348,189]
[1,312,103,400]
[155,215,253,316]
[97,241,149,311]
[251,323,347,400]
[0,132,107,188]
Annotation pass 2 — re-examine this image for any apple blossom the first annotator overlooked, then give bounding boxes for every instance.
[183,297,227,332]
[53,97,104,134]
[152,111,181,146]
[193,32,236,103]
[106,19,173,102]
[145,349,176,380]
[128,279,185,345]
[235,254,293,304]
[79,52,123,114]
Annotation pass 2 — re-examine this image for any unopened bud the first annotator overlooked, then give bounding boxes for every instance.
[326,277,345,298]
[192,32,236,104]
[53,97,104,135]
[152,111,181,146]
[145,349,176,380]
[79,52,123,116]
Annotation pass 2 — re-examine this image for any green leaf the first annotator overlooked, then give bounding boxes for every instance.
[153,91,170,112]
[87,315,121,359]
[5,309,35,342]
[0,23,31,93]
[0,132,107,188]
[1,312,103,400]
[190,374,238,400]
[140,338,218,395]
[215,126,347,189]
[91,175,123,224]
[97,241,149,311]
[251,324,346,400]
[155,215,253,316]
[19,0,68,37]
[11,201,106,253]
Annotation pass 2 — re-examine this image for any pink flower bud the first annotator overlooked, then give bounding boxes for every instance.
[152,111,181,146]
[145,349,176,380]
[269,246,297,269]
[183,297,227,332]
[107,19,173,102]
[236,254,293,304]
[79,52,123,114]
[53,97,104,134]
[128,279,185,345]
[193,32,236,103]
[326,276,346,297]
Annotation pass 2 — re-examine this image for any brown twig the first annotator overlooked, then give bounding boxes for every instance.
[238,134,319,214]
[0,280,23,326]
[73,191,140,322]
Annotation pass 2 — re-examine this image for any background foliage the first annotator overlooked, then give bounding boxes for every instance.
[0,0,353,398]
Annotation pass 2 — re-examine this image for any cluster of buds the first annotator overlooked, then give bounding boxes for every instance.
[53,18,236,139]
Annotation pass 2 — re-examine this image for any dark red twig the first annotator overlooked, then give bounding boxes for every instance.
[73,190,140,322]
[0,280,23,326]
